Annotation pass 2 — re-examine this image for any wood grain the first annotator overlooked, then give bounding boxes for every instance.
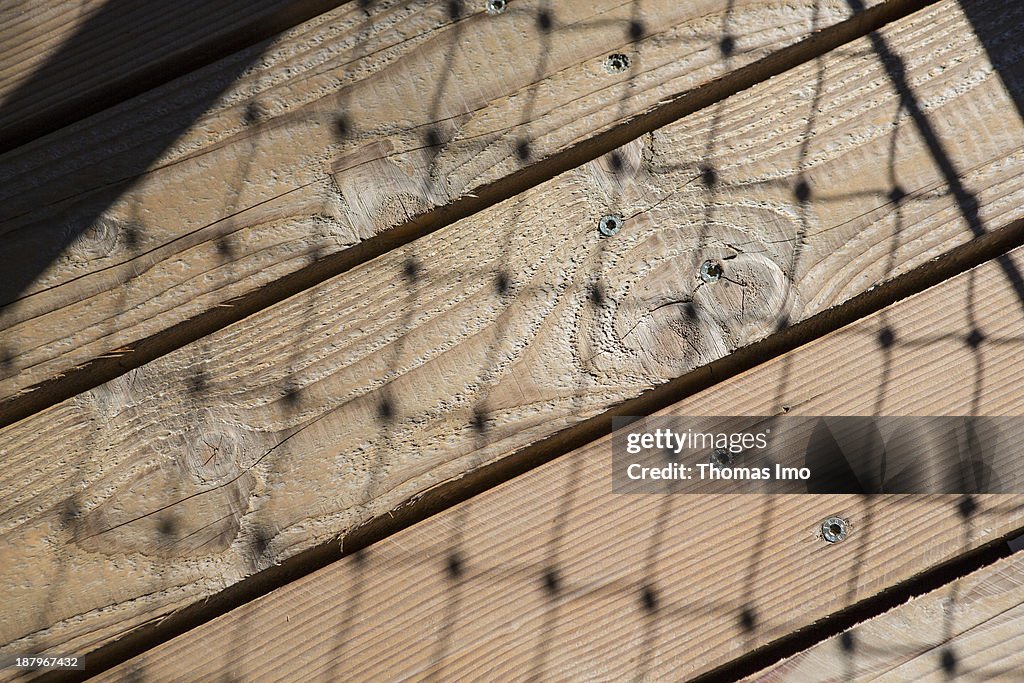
[0,0,352,152]
[2,0,1023,668]
[95,246,1024,682]
[0,0,907,421]
[747,551,1024,681]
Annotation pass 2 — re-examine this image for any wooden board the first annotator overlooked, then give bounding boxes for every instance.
[0,0,352,152]
[2,0,1024,668]
[94,246,1024,682]
[0,0,912,423]
[747,550,1024,681]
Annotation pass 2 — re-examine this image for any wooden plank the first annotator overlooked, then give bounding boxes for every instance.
[746,551,1024,681]
[2,0,1024,667]
[0,0,914,423]
[0,0,353,152]
[94,246,1024,682]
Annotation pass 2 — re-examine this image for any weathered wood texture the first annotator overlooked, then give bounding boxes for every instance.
[96,246,1024,682]
[748,550,1024,681]
[1,0,1022,667]
[0,0,351,151]
[0,0,908,421]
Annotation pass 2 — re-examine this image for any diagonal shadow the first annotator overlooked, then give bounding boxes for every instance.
[5,0,1018,350]
[0,2,284,315]
[0,0,350,153]
[845,0,1024,312]
[958,0,1024,120]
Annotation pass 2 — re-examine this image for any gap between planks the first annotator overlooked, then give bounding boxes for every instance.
[0,0,931,426]
[2,0,1023,674]
[0,0,358,152]
[93,245,1024,682]
[745,546,1024,681]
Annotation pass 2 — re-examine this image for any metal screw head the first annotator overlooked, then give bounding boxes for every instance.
[486,0,506,13]
[710,447,733,468]
[821,517,848,543]
[699,260,723,283]
[604,53,630,73]
[598,214,623,237]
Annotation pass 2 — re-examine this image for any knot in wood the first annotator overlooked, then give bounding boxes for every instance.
[605,248,797,380]
[184,425,250,485]
[65,216,131,262]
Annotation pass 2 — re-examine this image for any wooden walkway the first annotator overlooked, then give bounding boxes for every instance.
[1,0,1023,680]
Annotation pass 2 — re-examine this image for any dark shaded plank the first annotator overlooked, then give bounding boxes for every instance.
[0,0,355,152]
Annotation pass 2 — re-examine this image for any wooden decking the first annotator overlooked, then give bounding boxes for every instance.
[1,0,1023,680]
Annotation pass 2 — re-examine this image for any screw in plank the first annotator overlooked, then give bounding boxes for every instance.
[598,214,623,237]
[699,260,723,283]
[709,447,733,468]
[821,516,849,543]
[486,0,507,14]
[604,53,631,73]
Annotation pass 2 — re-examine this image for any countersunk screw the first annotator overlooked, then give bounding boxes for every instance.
[486,0,507,13]
[604,53,630,73]
[710,447,733,468]
[598,214,623,237]
[700,260,723,283]
[821,516,848,543]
